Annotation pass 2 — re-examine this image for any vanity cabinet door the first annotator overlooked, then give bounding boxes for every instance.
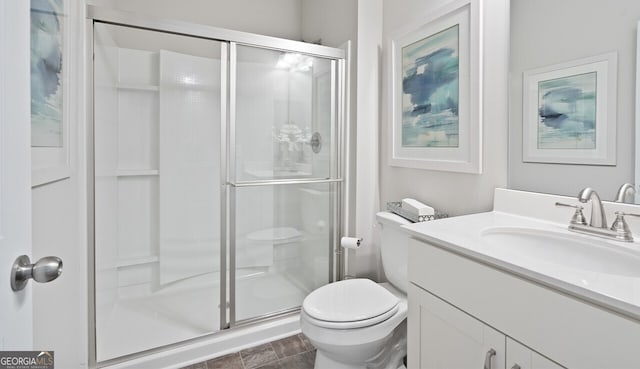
[408,283,505,369]
[506,338,566,369]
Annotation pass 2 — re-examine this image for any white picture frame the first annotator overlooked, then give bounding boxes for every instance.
[388,0,482,174]
[30,0,72,186]
[634,21,640,203]
[522,52,617,165]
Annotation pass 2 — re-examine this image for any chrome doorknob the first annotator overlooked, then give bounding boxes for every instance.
[10,255,63,291]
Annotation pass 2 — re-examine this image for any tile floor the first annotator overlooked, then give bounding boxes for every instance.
[181,333,316,369]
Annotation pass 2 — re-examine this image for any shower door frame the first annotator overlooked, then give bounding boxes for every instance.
[86,6,346,368]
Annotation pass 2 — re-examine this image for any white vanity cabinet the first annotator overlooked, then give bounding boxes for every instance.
[408,283,505,369]
[407,237,640,369]
[408,282,562,369]
[506,338,563,369]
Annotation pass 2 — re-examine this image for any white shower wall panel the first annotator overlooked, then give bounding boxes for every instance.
[116,177,158,260]
[93,27,120,317]
[116,90,159,170]
[287,71,313,133]
[94,35,166,343]
[310,63,333,178]
[94,23,226,360]
[117,263,156,290]
[96,42,227,294]
[158,49,221,285]
[234,57,315,180]
[300,187,331,287]
[94,177,119,313]
[235,185,276,243]
[93,44,119,173]
[118,48,159,86]
[235,62,283,180]
[115,50,160,269]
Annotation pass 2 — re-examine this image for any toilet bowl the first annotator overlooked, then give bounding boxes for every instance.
[301,279,407,369]
[300,212,412,369]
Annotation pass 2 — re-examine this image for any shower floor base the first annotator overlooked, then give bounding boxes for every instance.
[97,270,310,362]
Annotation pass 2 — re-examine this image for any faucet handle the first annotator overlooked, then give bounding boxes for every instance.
[555,202,587,225]
[615,211,640,218]
[610,211,640,242]
[555,202,582,209]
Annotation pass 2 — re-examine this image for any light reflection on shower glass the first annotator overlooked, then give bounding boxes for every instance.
[234,45,334,183]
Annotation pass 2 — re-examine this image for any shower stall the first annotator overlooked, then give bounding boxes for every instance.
[88,7,346,365]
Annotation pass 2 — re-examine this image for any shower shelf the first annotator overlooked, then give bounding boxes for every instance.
[116,255,159,268]
[116,169,159,177]
[117,83,159,92]
[386,202,448,223]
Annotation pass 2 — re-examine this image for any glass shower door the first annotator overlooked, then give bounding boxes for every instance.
[230,44,340,322]
[93,22,225,361]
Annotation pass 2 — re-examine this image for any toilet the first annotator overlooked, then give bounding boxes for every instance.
[300,212,411,369]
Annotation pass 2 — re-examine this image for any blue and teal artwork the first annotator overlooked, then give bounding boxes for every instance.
[537,72,597,149]
[31,0,63,147]
[401,25,459,148]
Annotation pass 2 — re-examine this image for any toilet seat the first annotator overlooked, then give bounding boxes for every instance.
[302,304,399,329]
[302,279,400,329]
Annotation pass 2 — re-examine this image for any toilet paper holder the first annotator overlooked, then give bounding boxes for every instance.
[340,237,362,249]
[334,237,363,255]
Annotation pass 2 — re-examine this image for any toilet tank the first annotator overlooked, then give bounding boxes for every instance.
[376,211,412,294]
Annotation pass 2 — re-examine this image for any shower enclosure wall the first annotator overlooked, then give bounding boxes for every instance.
[89,8,345,364]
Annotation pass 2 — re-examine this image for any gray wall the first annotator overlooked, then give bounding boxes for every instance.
[87,0,304,40]
[508,0,640,201]
[302,0,357,47]
[380,0,510,217]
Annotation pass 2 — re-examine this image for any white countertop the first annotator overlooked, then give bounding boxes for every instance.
[403,190,640,322]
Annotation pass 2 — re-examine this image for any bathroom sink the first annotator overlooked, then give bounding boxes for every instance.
[480,227,640,277]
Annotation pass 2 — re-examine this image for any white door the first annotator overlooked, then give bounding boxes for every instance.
[0,0,33,349]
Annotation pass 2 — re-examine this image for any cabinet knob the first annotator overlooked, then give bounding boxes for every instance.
[511,364,522,369]
[484,348,496,369]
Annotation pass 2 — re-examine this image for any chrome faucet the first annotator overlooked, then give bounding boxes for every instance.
[577,187,607,228]
[555,187,638,242]
[615,183,636,203]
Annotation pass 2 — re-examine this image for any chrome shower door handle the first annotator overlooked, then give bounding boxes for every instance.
[484,348,496,369]
[11,255,63,291]
[310,132,322,153]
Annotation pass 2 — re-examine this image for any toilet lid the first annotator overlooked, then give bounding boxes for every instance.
[302,279,399,323]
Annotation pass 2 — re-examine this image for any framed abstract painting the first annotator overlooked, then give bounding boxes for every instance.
[389,0,482,173]
[31,0,72,186]
[522,52,617,165]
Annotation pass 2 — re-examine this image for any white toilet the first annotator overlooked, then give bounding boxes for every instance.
[300,212,411,369]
